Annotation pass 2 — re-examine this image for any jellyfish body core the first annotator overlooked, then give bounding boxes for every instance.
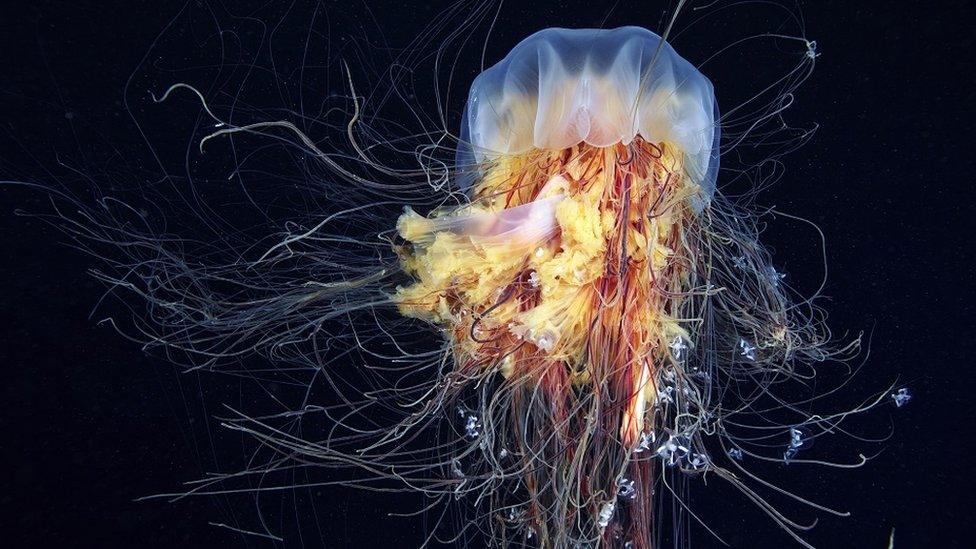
[397,139,699,546]
[395,27,718,547]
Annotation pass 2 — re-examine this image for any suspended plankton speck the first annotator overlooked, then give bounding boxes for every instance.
[617,478,637,500]
[739,338,758,360]
[597,501,616,529]
[891,387,913,407]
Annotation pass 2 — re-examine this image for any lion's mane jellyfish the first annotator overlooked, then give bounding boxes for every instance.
[14,15,895,548]
[391,27,876,548]
[395,27,721,546]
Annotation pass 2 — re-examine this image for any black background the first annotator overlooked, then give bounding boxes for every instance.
[1,1,974,547]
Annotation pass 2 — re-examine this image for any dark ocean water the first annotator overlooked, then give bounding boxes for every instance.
[1,1,972,547]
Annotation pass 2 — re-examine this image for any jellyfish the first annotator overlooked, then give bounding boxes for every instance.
[8,10,898,549]
[393,26,722,546]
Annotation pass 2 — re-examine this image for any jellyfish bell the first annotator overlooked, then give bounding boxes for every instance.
[456,26,719,209]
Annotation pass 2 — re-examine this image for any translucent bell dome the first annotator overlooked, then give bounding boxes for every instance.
[458,26,720,199]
